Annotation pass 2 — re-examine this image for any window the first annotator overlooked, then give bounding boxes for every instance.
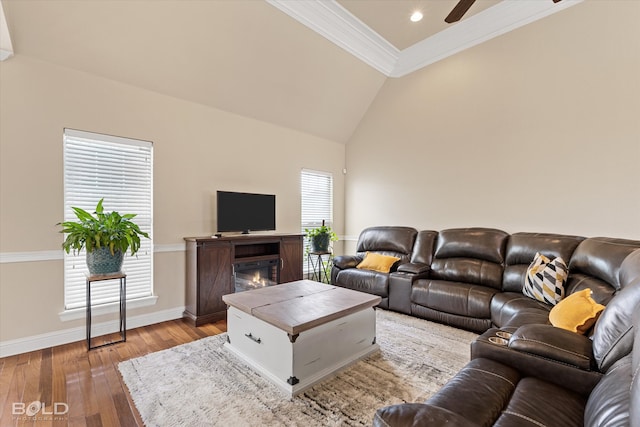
[63,129,153,310]
[301,168,333,264]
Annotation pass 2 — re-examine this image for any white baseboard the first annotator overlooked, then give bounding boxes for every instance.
[0,306,185,358]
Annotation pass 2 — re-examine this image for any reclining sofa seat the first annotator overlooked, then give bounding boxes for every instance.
[410,228,509,333]
[493,236,640,330]
[331,226,417,309]
[374,248,640,427]
[491,232,585,329]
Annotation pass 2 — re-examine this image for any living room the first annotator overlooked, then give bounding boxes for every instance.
[1,0,639,425]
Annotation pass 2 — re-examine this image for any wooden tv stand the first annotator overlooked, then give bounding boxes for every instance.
[183,233,303,326]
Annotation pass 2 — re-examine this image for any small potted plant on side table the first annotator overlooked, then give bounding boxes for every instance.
[304,220,338,284]
[305,220,338,253]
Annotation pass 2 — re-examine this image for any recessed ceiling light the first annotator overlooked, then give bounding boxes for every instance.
[410,11,423,22]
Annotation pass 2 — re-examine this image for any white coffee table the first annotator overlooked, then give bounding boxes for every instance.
[222,280,381,396]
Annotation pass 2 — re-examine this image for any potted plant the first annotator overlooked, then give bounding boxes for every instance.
[305,220,338,253]
[59,199,150,275]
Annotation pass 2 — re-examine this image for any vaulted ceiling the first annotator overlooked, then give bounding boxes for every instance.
[1,0,582,143]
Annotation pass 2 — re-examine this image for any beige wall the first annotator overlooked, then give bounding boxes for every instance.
[2,0,639,352]
[0,56,345,343]
[345,0,640,246]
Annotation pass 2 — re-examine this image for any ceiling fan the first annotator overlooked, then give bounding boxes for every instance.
[445,0,563,23]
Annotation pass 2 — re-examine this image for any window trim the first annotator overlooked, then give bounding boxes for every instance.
[301,168,334,274]
[62,128,154,311]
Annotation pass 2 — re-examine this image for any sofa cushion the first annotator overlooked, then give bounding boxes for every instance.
[333,268,389,297]
[411,305,492,333]
[523,252,568,305]
[425,359,585,427]
[566,237,640,304]
[492,377,586,427]
[355,226,417,263]
[508,324,594,371]
[434,228,509,264]
[412,280,498,319]
[419,360,585,427]
[426,358,520,426]
[502,232,583,293]
[549,288,605,334]
[490,292,551,329]
[374,403,481,427]
[431,258,504,290]
[356,252,400,273]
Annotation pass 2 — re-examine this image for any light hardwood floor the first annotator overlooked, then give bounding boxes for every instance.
[0,319,227,426]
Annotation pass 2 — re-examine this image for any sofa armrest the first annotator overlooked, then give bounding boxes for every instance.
[509,324,595,371]
[388,269,429,315]
[332,255,362,270]
[374,403,480,427]
[397,262,430,275]
[471,328,602,396]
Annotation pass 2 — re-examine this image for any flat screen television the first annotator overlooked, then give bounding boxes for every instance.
[217,191,276,234]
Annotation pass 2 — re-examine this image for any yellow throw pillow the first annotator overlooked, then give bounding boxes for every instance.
[549,288,605,334]
[356,252,400,273]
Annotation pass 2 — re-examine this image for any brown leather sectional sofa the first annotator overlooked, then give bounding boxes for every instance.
[330,226,640,427]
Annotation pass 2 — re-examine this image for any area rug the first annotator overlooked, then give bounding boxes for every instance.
[118,310,477,426]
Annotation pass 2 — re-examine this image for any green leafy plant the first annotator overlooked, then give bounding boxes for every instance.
[305,220,338,254]
[304,223,338,241]
[59,199,150,256]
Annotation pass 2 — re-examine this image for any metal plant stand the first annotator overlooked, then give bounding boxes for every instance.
[86,272,126,350]
[307,251,333,284]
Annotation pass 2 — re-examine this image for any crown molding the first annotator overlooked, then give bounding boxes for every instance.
[266,0,583,78]
[392,0,584,77]
[266,0,399,76]
[0,2,13,61]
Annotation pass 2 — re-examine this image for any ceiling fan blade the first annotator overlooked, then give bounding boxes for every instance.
[445,0,477,23]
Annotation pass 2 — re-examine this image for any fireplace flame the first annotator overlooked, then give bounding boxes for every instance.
[235,266,275,293]
[253,272,266,286]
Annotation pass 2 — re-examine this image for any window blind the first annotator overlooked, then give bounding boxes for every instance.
[301,168,334,259]
[63,129,153,310]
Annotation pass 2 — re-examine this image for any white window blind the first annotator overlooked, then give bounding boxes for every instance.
[63,129,153,310]
[301,168,334,249]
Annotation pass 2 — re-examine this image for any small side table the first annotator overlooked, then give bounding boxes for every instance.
[307,251,333,284]
[86,272,126,350]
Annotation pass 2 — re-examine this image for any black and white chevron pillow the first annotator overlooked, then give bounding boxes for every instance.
[523,252,569,305]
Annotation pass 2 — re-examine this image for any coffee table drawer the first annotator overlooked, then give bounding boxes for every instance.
[226,306,294,383]
[225,305,378,395]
